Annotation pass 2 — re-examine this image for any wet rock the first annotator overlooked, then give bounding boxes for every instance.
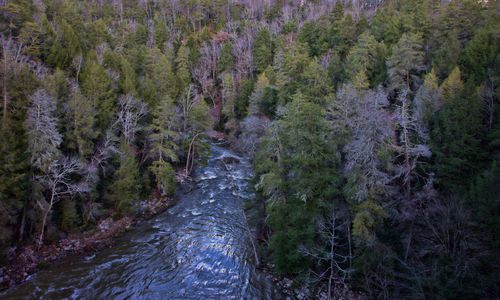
[220,156,240,164]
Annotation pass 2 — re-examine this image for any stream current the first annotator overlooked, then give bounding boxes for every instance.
[3,143,280,299]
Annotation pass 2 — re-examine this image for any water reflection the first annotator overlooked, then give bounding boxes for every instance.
[2,143,280,299]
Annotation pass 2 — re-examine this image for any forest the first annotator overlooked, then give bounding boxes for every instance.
[0,0,499,298]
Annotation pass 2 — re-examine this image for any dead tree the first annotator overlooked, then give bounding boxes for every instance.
[116,94,148,145]
[36,157,89,248]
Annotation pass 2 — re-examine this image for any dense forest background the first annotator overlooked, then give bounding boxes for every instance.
[0,0,499,298]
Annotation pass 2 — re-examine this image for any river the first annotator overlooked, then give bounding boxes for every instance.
[2,143,281,299]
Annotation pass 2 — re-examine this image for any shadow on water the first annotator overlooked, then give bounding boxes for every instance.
[2,143,281,299]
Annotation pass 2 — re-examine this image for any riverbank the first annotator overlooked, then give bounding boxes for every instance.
[261,266,360,300]
[0,197,175,291]
[0,132,230,293]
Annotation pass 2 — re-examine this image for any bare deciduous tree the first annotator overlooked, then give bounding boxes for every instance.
[341,86,394,202]
[233,28,255,82]
[35,157,89,248]
[235,115,271,158]
[25,89,62,171]
[394,89,431,260]
[1,33,27,120]
[300,205,352,300]
[116,94,148,145]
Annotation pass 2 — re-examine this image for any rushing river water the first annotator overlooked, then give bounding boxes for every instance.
[3,143,281,299]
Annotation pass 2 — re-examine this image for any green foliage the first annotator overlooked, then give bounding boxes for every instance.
[281,19,298,35]
[142,76,158,107]
[154,21,168,50]
[352,200,386,245]
[175,45,191,94]
[0,67,36,249]
[431,81,486,188]
[65,88,96,159]
[234,77,254,119]
[440,66,464,102]
[149,161,176,197]
[119,58,137,94]
[276,42,310,103]
[253,29,273,73]
[149,95,180,165]
[298,58,332,104]
[458,27,500,85]
[432,33,461,80]
[297,20,329,57]
[387,32,426,91]
[46,20,81,70]
[146,48,177,99]
[107,141,141,215]
[81,61,116,131]
[134,24,148,45]
[60,199,78,232]
[439,0,483,46]
[330,0,344,22]
[255,93,341,274]
[1,2,498,297]
[414,70,442,126]
[329,14,357,58]
[221,72,235,119]
[258,86,278,118]
[87,19,108,48]
[218,41,234,73]
[346,31,386,84]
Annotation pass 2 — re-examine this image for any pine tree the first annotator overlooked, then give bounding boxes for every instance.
[142,75,158,108]
[0,68,35,248]
[119,58,137,95]
[81,61,116,131]
[276,42,310,103]
[431,81,486,188]
[107,140,140,215]
[221,72,235,118]
[330,0,344,22]
[253,28,273,73]
[414,70,441,138]
[134,24,148,45]
[184,97,211,177]
[440,66,463,102]
[234,77,254,119]
[46,20,81,70]
[175,45,191,96]
[387,32,426,92]
[432,33,461,80]
[298,20,329,57]
[148,95,180,196]
[147,50,176,99]
[154,20,168,50]
[334,14,357,59]
[248,72,270,116]
[218,40,234,73]
[256,92,341,273]
[298,58,332,105]
[346,31,386,83]
[66,87,96,159]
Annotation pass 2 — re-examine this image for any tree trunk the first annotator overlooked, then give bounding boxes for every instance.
[328,210,336,300]
[185,133,200,177]
[2,41,7,121]
[18,197,28,241]
[188,143,196,175]
[38,186,55,249]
